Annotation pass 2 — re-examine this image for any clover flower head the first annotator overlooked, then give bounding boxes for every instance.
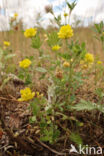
[36,92,43,98]
[82,64,89,70]
[97,61,102,65]
[19,59,32,68]
[84,53,94,64]
[80,53,94,70]
[18,88,35,102]
[45,5,53,14]
[3,41,10,47]
[64,13,68,17]
[52,45,61,51]
[63,61,70,67]
[14,13,18,18]
[58,24,73,39]
[44,34,48,41]
[24,28,37,38]
[56,70,63,79]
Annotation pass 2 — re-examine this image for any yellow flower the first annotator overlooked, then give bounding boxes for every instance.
[80,60,84,65]
[70,59,73,62]
[82,64,89,70]
[3,41,10,47]
[58,24,73,39]
[80,54,94,70]
[64,13,68,17]
[19,59,32,68]
[97,61,102,65]
[44,34,48,41]
[36,92,43,98]
[52,45,61,51]
[18,88,35,102]
[84,53,94,64]
[44,34,47,37]
[63,61,70,67]
[14,13,18,18]
[24,28,37,38]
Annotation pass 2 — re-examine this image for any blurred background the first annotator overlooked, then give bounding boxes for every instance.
[0,0,104,30]
[0,0,103,59]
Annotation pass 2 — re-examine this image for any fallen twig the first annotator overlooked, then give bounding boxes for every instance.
[35,137,66,155]
[0,96,18,102]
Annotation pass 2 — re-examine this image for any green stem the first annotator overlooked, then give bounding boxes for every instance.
[39,49,43,57]
[94,63,97,89]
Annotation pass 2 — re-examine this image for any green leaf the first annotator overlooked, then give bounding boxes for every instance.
[54,15,61,26]
[39,73,46,80]
[28,56,34,61]
[31,116,36,122]
[29,116,37,123]
[40,135,51,142]
[36,67,47,73]
[58,52,71,60]
[18,73,25,80]
[66,1,77,12]
[25,74,32,85]
[94,21,104,34]
[5,54,16,60]
[68,41,87,59]
[70,132,83,145]
[70,95,76,103]
[71,100,97,111]
[47,31,60,47]
[30,99,40,116]
[95,88,104,98]
[31,35,42,49]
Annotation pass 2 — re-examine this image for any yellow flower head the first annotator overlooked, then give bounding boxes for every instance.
[24,28,37,38]
[80,60,84,65]
[44,34,48,38]
[80,53,94,70]
[64,13,68,17]
[36,92,43,98]
[97,61,102,65]
[81,64,89,70]
[3,41,10,47]
[19,59,32,68]
[44,34,48,41]
[58,24,73,39]
[18,88,35,102]
[63,61,70,67]
[52,45,61,51]
[84,53,94,64]
[14,13,18,18]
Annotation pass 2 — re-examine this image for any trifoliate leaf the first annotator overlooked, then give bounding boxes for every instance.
[36,67,47,73]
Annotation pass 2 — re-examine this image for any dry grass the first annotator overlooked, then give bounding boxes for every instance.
[74,27,103,56]
[0,27,103,60]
